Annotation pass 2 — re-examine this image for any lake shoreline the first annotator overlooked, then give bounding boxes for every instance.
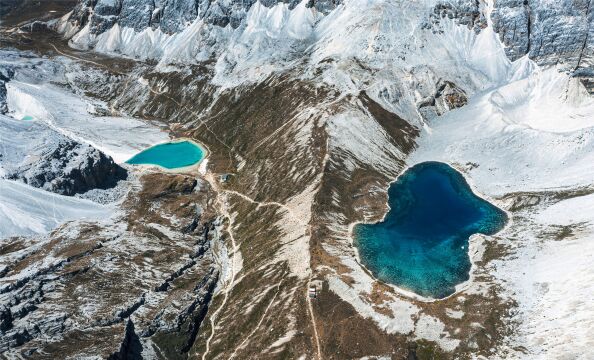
[348,161,510,302]
[125,138,209,173]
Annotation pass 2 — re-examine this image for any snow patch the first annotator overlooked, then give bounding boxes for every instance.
[494,232,594,358]
[414,314,460,352]
[6,81,169,163]
[0,179,112,238]
[327,276,419,335]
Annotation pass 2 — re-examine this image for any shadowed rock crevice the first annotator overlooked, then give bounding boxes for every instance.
[108,319,143,360]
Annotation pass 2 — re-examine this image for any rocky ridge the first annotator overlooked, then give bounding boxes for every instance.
[0,114,127,197]
[66,0,342,34]
[0,67,13,114]
[0,173,221,358]
[6,139,127,196]
[59,0,592,80]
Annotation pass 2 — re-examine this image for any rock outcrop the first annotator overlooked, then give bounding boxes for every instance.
[65,0,343,34]
[0,67,14,114]
[7,139,127,196]
[418,80,468,119]
[491,0,593,73]
[0,173,221,358]
[0,113,127,197]
[429,0,488,33]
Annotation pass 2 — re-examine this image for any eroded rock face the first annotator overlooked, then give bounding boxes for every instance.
[491,0,593,72]
[430,0,488,33]
[0,67,14,114]
[7,139,127,196]
[0,111,127,197]
[429,0,592,76]
[418,80,468,119]
[435,81,467,113]
[67,0,343,34]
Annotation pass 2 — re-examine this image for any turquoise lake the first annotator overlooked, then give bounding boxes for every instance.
[21,115,34,120]
[126,141,205,169]
[354,162,507,299]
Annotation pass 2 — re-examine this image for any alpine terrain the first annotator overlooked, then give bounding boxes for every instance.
[0,0,593,359]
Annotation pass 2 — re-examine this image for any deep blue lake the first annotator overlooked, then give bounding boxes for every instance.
[354,162,507,299]
[126,140,205,169]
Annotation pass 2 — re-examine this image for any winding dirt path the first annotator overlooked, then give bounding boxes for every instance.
[307,282,322,360]
[51,43,232,153]
[50,45,324,359]
[50,44,125,75]
[228,272,286,359]
[201,192,240,360]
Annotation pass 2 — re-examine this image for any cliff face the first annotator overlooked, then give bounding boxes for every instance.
[61,0,592,77]
[0,173,221,358]
[0,68,13,114]
[66,0,342,33]
[491,0,593,73]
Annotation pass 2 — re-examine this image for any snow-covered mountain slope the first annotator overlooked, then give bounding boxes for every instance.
[0,49,170,163]
[62,0,341,36]
[56,0,593,91]
[1,0,593,358]
[411,65,594,195]
[0,51,155,238]
[494,202,594,359]
[6,80,169,164]
[0,114,127,196]
[409,61,594,358]
[0,178,111,238]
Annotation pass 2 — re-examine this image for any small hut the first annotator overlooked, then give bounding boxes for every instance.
[308,286,317,299]
[308,280,323,299]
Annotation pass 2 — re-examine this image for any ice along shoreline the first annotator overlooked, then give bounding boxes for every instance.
[347,160,513,303]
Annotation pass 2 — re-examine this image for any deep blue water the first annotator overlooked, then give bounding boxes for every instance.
[354,162,507,299]
[126,141,205,169]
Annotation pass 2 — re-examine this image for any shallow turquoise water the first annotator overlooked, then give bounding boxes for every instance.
[21,115,34,121]
[354,162,507,298]
[126,141,205,169]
